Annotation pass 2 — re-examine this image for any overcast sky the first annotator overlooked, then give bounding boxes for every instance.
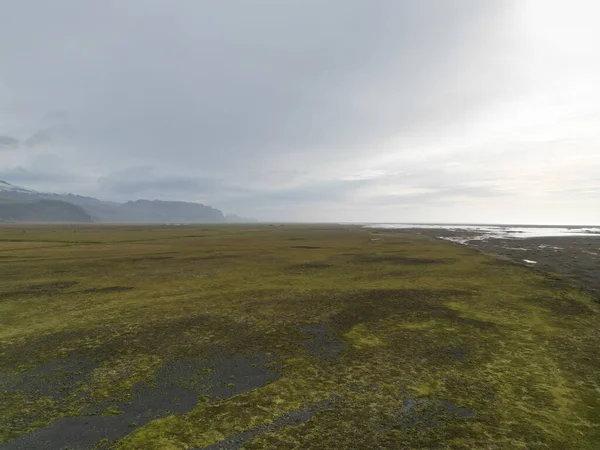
[1,0,599,223]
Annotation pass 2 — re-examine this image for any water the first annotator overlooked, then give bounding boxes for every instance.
[365,224,600,240]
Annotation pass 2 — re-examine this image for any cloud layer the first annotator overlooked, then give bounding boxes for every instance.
[1,0,599,223]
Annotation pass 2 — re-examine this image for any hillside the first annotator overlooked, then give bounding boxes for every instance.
[0,200,92,223]
[0,180,243,223]
[117,199,225,223]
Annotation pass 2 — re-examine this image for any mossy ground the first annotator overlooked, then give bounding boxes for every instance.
[0,224,599,449]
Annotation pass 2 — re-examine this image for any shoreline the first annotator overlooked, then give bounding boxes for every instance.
[373,226,600,301]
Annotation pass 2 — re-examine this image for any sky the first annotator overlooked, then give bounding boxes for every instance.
[1,0,599,224]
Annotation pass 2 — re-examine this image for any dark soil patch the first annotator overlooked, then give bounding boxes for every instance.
[2,353,279,450]
[199,399,337,450]
[83,286,135,294]
[182,254,238,262]
[0,316,214,370]
[438,347,468,362]
[299,324,345,359]
[24,281,79,292]
[425,229,600,301]
[0,356,97,399]
[394,398,474,430]
[358,269,409,281]
[326,288,477,333]
[289,246,321,249]
[0,281,80,299]
[287,262,332,271]
[129,256,174,262]
[450,315,495,330]
[354,254,456,265]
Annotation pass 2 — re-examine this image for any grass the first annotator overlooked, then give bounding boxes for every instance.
[0,224,599,449]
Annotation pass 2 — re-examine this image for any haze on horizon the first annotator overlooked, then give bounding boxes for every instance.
[1,0,599,225]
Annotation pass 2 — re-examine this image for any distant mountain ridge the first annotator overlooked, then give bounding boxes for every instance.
[0,180,251,224]
[0,180,37,194]
[0,199,92,223]
[117,199,225,223]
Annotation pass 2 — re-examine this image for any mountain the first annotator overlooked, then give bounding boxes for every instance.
[0,180,36,194]
[0,180,242,224]
[225,213,256,223]
[0,200,92,223]
[117,200,225,223]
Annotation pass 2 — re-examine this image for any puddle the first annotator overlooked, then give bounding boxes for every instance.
[1,354,279,450]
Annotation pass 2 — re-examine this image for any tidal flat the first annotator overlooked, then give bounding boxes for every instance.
[0,224,599,449]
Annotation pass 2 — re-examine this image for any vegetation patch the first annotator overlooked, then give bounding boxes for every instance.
[0,224,598,449]
[344,323,385,349]
[524,292,595,316]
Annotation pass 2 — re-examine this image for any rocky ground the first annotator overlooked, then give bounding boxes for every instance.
[408,228,600,301]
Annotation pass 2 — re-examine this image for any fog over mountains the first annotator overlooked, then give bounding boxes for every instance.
[0,180,252,223]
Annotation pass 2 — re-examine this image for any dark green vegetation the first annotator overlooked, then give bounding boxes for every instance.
[0,224,599,449]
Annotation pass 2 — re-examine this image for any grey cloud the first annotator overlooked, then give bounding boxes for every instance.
[0,152,86,192]
[0,166,81,186]
[213,176,510,218]
[96,169,232,200]
[0,125,67,151]
[1,1,505,171]
[365,185,511,207]
[549,185,600,199]
[244,179,371,204]
[98,174,216,198]
[96,168,367,208]
[23,129,56,147]
[44,111,69,122]
[1,1,597,223]
[0,136,20,150]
